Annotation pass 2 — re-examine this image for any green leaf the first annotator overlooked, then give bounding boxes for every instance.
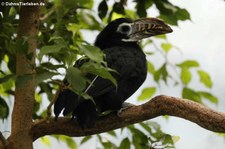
[110,12,125,22]
[64,49,80,66]
[147,121,161,132]
[139,122,152,135]
[40,136,51,147]
[40,44,66,54]
[199,91,218,104]
[197,70,212,88]
[102,142,117,149]
[155,0,178,25]
[97,134,117,148]
[35,71,59,85]
[57,135,78,149]
[48,36,65,43]
[155,0,176,14]
[9,38,29,54]
[172,136,180,143]
[113,2,125,15]
[182,87,201,103]
[177,60,199,68]
[39,44,66,59]
[0,96,9,119]
[107,130,117,137]
[161,43,172,53]
[119,138,130,149]
[159,14,178,25]
[39,83,53,101]
[154,34,167,39]
[65,138,77,149]
[175,8,191,21]
[130,128,149,149]
[80,136,92,145]
[180,67,191,85]
[79,45,105,63]
[40,62,65,71]
[34,93,42,113]
[136,0,147,17]
[80,61,117,86]
[0,74,15,84]
[66,67,87,93]
[154,64,168,83]
[98,0,108,19]
[7,55,16,73]
[76,0,93,8]
[0,76,14,94]
[138,87,156,101]
[155,0,190,25]
[147,61,155,74]
[78,12,101,30]
[162,134,174,145]
[66,23,80,35]
[159,14,178,26]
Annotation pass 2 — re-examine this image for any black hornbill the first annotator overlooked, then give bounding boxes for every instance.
[54,18,172,128]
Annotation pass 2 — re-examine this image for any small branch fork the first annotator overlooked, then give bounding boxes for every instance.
[32,95,225,141]
[46,89,60,120]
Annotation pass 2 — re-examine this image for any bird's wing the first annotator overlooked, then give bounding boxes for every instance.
[86,76,116,97]
[85,46,137,97]
[54,46,137,117]
[54,57,89,117]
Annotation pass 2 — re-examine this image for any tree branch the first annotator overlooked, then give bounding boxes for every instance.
[32,95,225,141]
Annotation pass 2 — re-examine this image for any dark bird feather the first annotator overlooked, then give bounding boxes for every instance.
[54,18,172,128]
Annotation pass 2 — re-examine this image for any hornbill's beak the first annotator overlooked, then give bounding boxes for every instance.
[126,18,173,41]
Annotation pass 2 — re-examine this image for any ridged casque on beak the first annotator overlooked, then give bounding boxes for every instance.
[127,18,173,41]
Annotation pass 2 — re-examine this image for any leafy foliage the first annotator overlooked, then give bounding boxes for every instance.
[0,0,219,148]
[154,0,191,25]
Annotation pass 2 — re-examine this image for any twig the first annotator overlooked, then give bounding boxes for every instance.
[40,7,55,21]
[85,76,98,93]
[152,42,181,84]
[46,88,61,120]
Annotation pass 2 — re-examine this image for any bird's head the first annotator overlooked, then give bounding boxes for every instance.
[95,18,173,49]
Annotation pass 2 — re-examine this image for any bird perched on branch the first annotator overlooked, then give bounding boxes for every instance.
[54,18,172,128]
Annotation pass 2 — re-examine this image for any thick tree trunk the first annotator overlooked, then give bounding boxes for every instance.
[5,2,40,149]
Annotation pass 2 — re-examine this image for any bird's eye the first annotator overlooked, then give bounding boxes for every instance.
[121,25,130,33]
[118,24,132,34]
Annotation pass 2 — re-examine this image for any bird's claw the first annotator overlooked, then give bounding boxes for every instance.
[117,102,134,117]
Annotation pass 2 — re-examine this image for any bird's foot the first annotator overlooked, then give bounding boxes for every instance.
[117,102,134,117]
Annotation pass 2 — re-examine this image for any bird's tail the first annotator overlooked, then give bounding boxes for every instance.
[54,89,80,119]
[72,100,99,129]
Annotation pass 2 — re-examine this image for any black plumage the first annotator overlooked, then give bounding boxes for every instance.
[54,18,172,128]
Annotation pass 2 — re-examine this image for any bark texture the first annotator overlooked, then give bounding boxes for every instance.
[32,95,225,140]
[5,1,40,149]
